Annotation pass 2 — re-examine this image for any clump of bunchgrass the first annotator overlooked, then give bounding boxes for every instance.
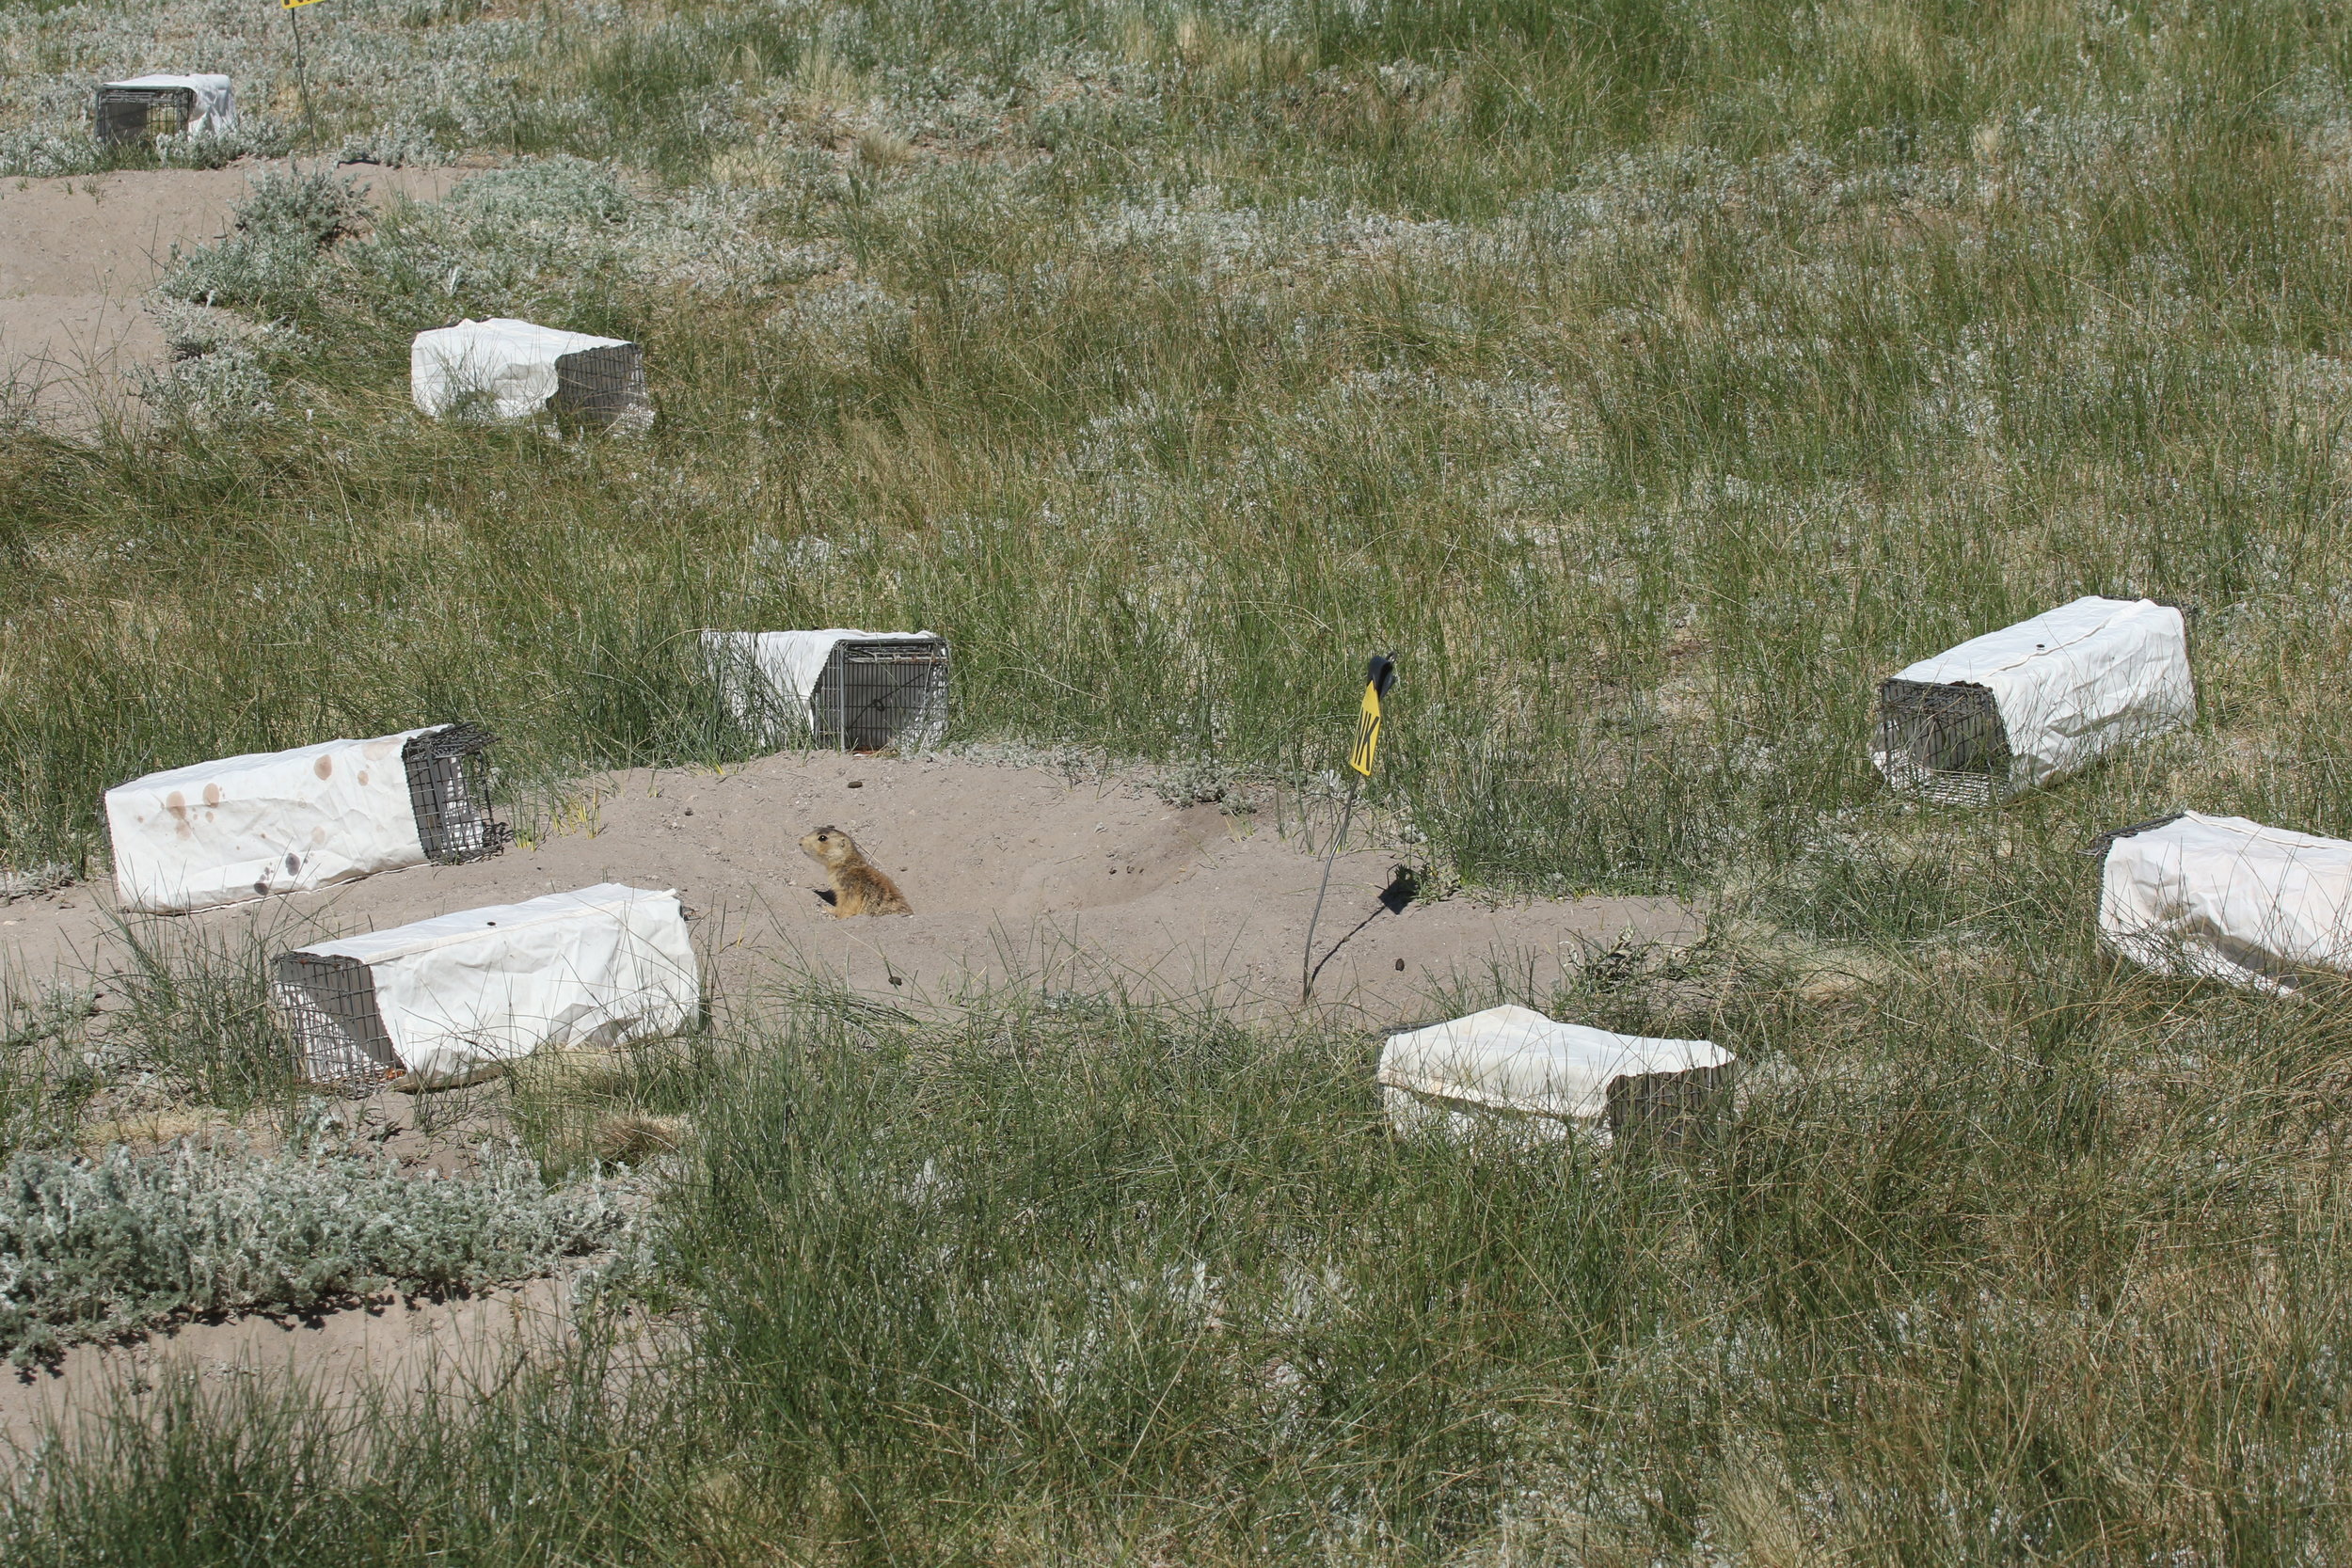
[504,1033,713,1180]
[0,981,102,1162]
[159,169,364,323]
[105,914,300,1116]
[234,167,368,248]
[0,1342,718,1563]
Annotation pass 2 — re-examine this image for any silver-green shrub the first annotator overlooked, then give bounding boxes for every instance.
[131,341,278,427]
[0,1136,635,1362]
[159,169,365,318]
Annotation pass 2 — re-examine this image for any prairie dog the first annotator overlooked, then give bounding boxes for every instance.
[799,825,913,917]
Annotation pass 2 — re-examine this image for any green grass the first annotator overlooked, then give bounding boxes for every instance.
[6,0,2352,1558]
[8,0,2351,892]
[12,944,2352,1560]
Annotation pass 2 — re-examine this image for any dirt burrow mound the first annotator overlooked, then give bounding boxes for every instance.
[2,750,1701,1022]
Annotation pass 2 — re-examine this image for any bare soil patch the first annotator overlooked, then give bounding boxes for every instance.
[0,1276,580,1459]
[3,749,1700,1024]
[0,159,471,429]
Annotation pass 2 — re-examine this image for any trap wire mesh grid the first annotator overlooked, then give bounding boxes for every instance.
[404,723,512,863]
[1876,677,2014,806]
[552,343,650,429]
[1606,1062,1734,1148]
[2083,811,2189,861]
[813,640,951,752]
[92,85,194,143]
[271,953,400,1094]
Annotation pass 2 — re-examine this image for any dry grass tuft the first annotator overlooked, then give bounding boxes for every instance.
[852,127,915,168]
[589,1111,687,1164]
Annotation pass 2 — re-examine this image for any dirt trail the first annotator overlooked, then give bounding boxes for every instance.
[2,749,1700,1025]
[0,159,470,429]
[0,1277,585,1458]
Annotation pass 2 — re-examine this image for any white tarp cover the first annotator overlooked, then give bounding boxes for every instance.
[1875,596,2193,789]
[104,73,235,133]
[410,317,632,420]
[1378,1005,1733,1136]
[2100,813,2352,994]
[107,729,439,913]
[700,628,943,728]
[294,884,697,1085]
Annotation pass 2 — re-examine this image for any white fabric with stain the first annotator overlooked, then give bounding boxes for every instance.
[1875,595,2194,789]
[106,729,436,913]
[292,884,697,1085]
[1378,1005,1731,1133]
[409,317,630,420]
[2100,812,2352,994]
[103,74,236,133]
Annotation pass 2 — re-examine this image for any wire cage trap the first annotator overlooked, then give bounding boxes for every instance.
[402,723,511,863]
[105,721,513,912]
[270,885,698,1094]
[1874,677,2014,807]
[93,84,195,143]
[551,342,651,430]
[2094,811,2352,996]
[811,639,950,751]
[1379,1006,1737,1148]
[699,629,951,752]
[1871,597,2194,807]
[271,952,401,1094]
[90,74,232,144]
[409,320,652,431]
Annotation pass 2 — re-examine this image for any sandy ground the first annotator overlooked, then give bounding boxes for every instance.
[2,749,1699,1025]
[0,748,1699,1458]
[0,158,471,431]
[0,1276,585,1458]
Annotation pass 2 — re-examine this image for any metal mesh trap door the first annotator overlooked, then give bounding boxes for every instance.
[551,343,650,430]
[811,640,950,752]
[93,85,195,143]
[1876,677,2015,806]
[1605,1061,1734,1148]
[271,953,401,1093]
[402,724,512,863]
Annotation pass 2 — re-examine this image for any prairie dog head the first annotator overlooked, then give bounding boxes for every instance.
[799,825,861,868]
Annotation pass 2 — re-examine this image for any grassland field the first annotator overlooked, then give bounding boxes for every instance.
[5,0,2352,1560]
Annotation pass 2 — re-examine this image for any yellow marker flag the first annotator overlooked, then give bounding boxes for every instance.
[1346,656,1395,778]
[1304,653,1397,1002]
[284,0,326,8]
[1347,681,1383,778]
